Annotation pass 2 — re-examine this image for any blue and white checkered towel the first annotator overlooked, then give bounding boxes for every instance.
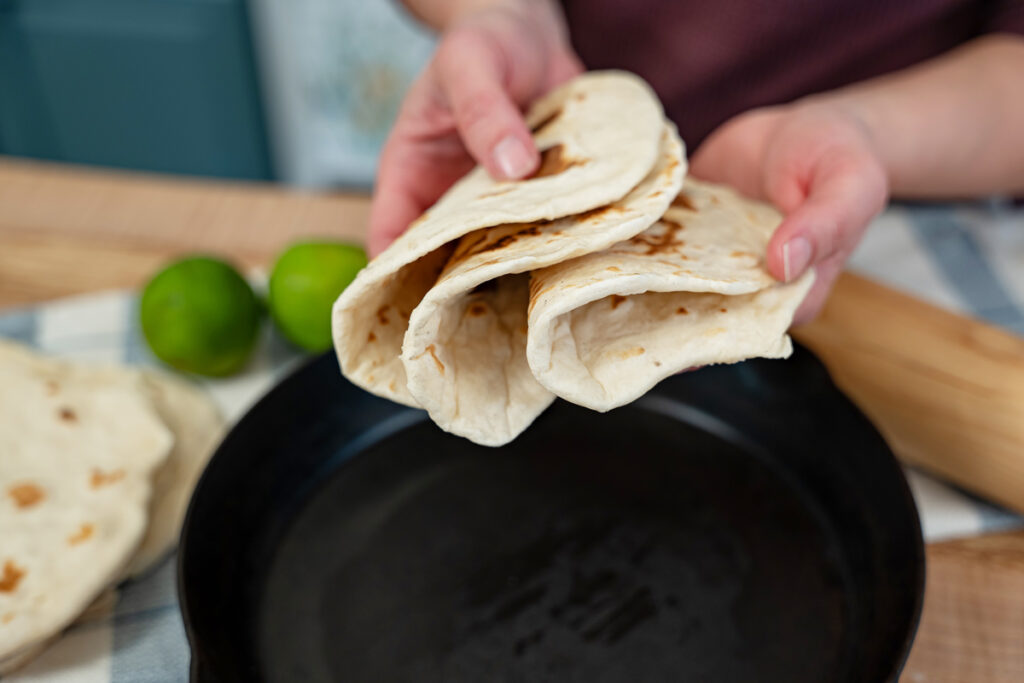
[2,200,1023,681]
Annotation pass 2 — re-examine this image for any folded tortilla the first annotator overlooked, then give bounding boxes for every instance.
[334,71,813,446]
[333,71,667,408]
[400,126,685,445]
[526,178,814,412]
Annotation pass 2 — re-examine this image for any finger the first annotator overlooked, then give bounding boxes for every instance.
[367,128,474,257]
[367,181,425,258]
[545,50,585,90]
[790,249,847,326]
[435,30,539,180]
[766,152,887,283]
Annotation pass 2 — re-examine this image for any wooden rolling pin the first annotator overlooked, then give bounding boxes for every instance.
[794,272,1024,514]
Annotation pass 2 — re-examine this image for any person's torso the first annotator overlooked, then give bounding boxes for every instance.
[560,0,1002,147]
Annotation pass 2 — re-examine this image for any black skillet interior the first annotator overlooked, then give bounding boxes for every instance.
[179,345,923,683]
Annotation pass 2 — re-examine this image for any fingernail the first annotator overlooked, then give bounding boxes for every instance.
[492,135,533,179]
[782,237,812,282]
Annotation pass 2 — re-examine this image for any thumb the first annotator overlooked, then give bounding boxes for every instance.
[435,31,539,180]
[766,153,887,282]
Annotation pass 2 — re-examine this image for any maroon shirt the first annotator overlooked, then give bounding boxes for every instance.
[561,0,1024,149]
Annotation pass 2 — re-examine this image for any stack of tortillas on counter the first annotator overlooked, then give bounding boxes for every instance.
[333,71,814,447]
[0,340,224,673]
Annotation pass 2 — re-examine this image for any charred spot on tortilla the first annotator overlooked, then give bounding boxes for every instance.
[58,407,77,423]
[425,344,445,374]
[528,144,583,179]
[0,560,25,593]
[609,295,628,310]
[577,205,622,222]
[67,523,94,545]
[8,483,44,509]
[90,468,125,489]
[672,193,697,211]
[618,347,646,359]
[631,219,685,255]
[477,223,544,254]
[530,107,562,135]
[606,266,621,272]
[376,305,390,325]
[367,331,377,343]
[468,303,488,317]
[719,308,728,313]
[676,307,689,315]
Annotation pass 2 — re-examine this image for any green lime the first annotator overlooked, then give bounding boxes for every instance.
[268,241,367,352]
[140,256,262,377]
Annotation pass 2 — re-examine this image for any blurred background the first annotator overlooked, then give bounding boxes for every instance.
[0,0,435,188]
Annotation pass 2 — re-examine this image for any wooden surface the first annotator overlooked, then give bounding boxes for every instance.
[2,157,1023,681]
[795,276,1024,516]
[0,158,368,305]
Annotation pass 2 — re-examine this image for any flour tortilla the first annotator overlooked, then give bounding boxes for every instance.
[526,179,815,411]
[0,640,49,676]
[401,126,685,446]
[333,71,665,407]
[0,589,116,675]
[0,342,173,661]
[123,370,224,578]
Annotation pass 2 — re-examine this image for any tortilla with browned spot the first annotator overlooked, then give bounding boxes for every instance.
[333,71,667,411]
[0,341,172,663]
[526,178,813,412]
[400,127,685,446]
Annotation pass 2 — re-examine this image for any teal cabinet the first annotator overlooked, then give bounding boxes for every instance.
[0,0,272,179]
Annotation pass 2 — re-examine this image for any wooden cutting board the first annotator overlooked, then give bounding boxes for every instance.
[1,157,1022,681]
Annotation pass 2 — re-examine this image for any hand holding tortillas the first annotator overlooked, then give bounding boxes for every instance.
[368,1,583,256]
[690,104,888,324]
[333,71,812,446]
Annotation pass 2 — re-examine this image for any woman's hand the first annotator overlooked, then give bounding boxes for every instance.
[690,102,889,324]
[368,0,582,256]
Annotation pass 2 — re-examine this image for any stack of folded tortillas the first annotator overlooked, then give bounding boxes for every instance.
[0,340,223,673]
[333,71,813,447]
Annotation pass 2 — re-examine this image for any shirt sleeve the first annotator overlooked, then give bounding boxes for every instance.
[985,0,1024,34]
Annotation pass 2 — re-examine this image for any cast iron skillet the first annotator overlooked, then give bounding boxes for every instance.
[179,345,923,682]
